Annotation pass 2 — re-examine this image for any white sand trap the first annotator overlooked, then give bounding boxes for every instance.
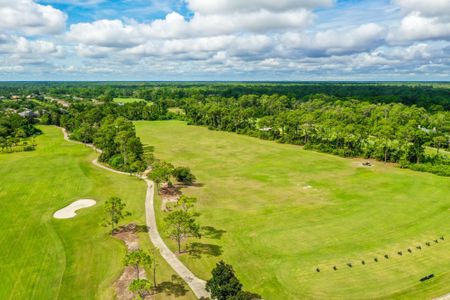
[53,199,96,219]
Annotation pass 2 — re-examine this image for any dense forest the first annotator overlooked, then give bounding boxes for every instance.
[1,82,449,176]
[0,82,449,110]
[0,100,41,153]
[181,94,450,175]
[57,101,169,172]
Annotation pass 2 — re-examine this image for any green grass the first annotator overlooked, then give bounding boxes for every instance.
[426,146,450,158]
[113,97,147,104]
[0,126,194,300]
[168,107,186,115]
[135,120,450,300]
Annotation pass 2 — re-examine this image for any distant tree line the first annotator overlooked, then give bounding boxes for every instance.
[1,82,449,110]
[2,83,449,175]
[181,94,450,176]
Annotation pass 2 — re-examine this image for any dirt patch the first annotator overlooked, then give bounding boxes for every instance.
[113,224,149,299]
[114,266,148,300]
[159,183,181,211]
[115,231,140,251]
[160,183,181,197]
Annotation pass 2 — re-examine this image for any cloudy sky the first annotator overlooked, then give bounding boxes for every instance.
[0,0,449,81]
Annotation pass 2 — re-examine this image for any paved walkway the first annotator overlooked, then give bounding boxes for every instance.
[61,128,210,299]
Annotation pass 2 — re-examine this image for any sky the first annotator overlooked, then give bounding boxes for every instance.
[0,0,449,81]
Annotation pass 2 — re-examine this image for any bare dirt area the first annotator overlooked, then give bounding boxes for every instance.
[113,224,149,300]
[160,184,181,211]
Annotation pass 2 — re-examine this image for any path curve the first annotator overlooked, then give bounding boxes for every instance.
[61,128,210,299]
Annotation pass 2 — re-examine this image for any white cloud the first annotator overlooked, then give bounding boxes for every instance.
[394,0,450,18]
[389,0,450,42]
[0,0,449,80]
[67,8,314,47]
[187,0,334,14]
[389,12,450,42]
[0,0,67,36]
[281,23,386,55]
[0,34,63,57]
[67,20,144,47]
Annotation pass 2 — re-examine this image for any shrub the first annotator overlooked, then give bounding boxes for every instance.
[172,166,196,185]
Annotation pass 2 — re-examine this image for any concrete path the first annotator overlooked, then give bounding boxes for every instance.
[61,127,210,299]
[143,178,209,299]
[434,293,450,300]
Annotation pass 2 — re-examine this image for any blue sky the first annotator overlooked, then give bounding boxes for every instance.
[0,0,449,81]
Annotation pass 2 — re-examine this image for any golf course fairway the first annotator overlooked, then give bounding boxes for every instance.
[0,126,194,300]
[135,120,450,300]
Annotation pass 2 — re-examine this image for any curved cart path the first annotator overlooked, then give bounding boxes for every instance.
[61,128,210,299]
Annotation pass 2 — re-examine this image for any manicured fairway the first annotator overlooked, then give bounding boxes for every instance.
[0,126,194,300]
[135,120,450,300]
[113,97,147,104]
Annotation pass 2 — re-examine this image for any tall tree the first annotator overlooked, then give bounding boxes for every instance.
[102,197,131,234]
[124,249,152,280]
[129,279,152,299]
[164,210,200,253]
[175,195,197,213]
[206,261,243,300]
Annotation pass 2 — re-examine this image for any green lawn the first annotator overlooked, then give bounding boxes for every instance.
[113,97,147,104]
[135,120,450,300]
[426,146,450,158]
[0,126,194,300]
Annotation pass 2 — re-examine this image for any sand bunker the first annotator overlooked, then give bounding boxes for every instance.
[53,199,96,219]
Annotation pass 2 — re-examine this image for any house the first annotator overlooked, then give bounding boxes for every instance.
[18,109,36,118]
[418,125,436,134]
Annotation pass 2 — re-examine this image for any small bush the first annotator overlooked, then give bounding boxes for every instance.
[172,166,196,185]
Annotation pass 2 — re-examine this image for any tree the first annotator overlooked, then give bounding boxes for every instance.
[206,261,243,300]
[164,210,200,253]
[172,166,196,185]
[102,197,131,234]
[149,246,158,290]
[124,249,152,280]
[129,279,152,299]
[148,161,174,190]
[230,291,261,300]
[175,195,197,213]
[433,135,448,154]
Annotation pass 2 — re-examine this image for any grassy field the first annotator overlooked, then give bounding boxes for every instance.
[426,146,450,158]
[135,120,450,300]
[113,97,147,104]
[0,126,194,300]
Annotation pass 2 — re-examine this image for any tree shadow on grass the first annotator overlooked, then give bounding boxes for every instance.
[143,145,155,153]
[157,275,189,297]
[188,242,223,258]
[202,226,226,240]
